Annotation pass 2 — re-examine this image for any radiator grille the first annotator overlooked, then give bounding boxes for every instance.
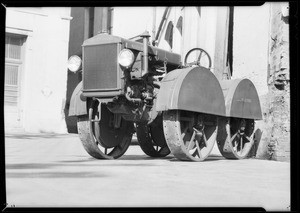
[83,43,119,91]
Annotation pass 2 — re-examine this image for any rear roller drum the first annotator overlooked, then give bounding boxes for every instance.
[163,110,218,162]
[217,117,255,159]
[136,115,170,157]
[77,99,134,159]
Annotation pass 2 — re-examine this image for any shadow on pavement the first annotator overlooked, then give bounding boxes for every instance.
[5,134,76,139]
[6,160,159,171]
[120,155,174,160]
[5,160,102,170]
[168,155,225,162]
[204,156,226,161]
[6,171,107,178]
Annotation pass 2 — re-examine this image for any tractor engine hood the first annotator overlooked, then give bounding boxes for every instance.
[82,33,181,67]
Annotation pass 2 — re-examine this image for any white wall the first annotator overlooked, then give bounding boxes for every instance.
[112,7,154,39]
[157,6,226,78]
[181,6,218,68]
[112,7,221,67]
[232,3,270,96]
[5,7,71,133]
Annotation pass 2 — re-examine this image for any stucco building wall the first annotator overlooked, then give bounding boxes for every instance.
[232,3,290,161]
[232,3,270,96]
[5,7,71,133]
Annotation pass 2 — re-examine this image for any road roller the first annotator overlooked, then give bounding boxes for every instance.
[68,31,262,161]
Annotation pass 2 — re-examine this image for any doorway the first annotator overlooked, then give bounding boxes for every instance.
[4,33,26,130]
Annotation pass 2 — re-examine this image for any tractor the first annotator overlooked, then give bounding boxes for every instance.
[68,31,262,161]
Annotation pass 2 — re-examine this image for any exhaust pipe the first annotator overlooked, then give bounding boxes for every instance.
[140,31,150,76]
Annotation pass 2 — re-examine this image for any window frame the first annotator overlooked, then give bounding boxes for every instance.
[164,21,174,49]
[4,33,26,108]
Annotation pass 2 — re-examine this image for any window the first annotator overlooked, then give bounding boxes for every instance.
[5,35,23,59]
[176,16,183,35]
[5,34,25,106]
[165,21,174,49]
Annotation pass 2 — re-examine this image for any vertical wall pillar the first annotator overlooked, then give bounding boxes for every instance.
[213,7,229,81]
[265,2,290,162]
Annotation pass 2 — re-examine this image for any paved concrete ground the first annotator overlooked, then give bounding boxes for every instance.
[5,133,290,210]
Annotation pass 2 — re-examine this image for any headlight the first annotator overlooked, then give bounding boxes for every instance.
[118,49,134,68]
[68,55,82,72]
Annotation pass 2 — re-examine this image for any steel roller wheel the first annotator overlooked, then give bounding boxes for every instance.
[216,117,255,159]
[136,115,170,157]
[77,99,134,159]
[163,110,218,162]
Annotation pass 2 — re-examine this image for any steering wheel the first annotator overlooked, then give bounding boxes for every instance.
[184,48,212,69]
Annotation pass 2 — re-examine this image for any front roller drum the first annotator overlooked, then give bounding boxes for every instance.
[136,115,170,158]
[163,110,218,162]
[77,99,134,159]
[216,117,255,159]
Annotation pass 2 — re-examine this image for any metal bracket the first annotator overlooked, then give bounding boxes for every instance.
[97,101,101,121]
[92,98,101,122]
[163,59,168,72]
